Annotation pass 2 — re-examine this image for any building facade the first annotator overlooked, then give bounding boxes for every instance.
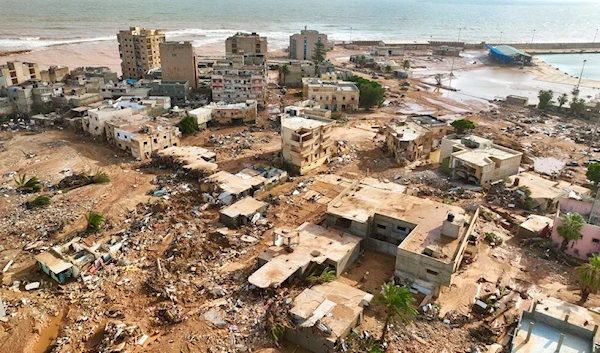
[225,32,267,58]
[0,61,41,86]
[289,29,328,61]
[281,113,335,175]
[82,107,134,136]
[159,41,198,89]
[117,27,165,79]
[302,78,359,111]
[105,118,181,160]
[385,120,434,163]
[211,56,267,104]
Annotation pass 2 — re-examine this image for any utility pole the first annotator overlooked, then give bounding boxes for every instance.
[575,59,587,93]
[531,29,536,44]
[499,31,503,43]
[594,29,599,43]
[349,27,352,44]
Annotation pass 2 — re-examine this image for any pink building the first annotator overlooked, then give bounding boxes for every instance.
[550,198,600,260]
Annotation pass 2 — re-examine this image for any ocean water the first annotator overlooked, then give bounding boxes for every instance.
[1,0,599,51]
[536,53,600,81]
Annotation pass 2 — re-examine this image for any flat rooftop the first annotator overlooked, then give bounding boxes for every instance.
[387,121,429,141]
[381,40,430,46]
[35,250,72,274]
[207,170,265,196]
[281,115,333,130]
[248,222,362,289]
[509,172,591,200]
[453,147,519,167]
[290,281,372,340]
[220,196,267,218]
[328,179,468,260]
[512,297,596,353]
[302,78,359,91]
[520,215,554,234]
[156,146,218,172]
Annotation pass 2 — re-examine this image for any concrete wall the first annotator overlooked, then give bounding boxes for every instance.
[290,30,328,61]
[84,108,133,136]
[395,246,455,288]
[326,214,370,238]
[522,309,596,342]
[559,198,593,216]
[284,327,337,353]
[160,42,197,89]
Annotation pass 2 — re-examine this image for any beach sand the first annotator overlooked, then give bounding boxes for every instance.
[0,41,287,76]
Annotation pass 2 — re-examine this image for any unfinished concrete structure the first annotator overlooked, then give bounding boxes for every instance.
[511,298,597,353]
[117,27,165,79]
[385,119,433,162]
[219,196,268,228]
[248,222,362,289]
[159,41,198,89]
[225,32,267,58]
[302,78,359,111]
[281,113,335,175]
[105,118,181,160]
[325,177,478,295]
[289,28,328,61]
[286,281,373,353]
[440,135,522,186]
[279,61,316,88]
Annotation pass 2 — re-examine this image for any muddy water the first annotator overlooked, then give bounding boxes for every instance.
[32,310,65,353]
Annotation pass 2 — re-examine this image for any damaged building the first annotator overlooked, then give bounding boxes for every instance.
[248,222,362,289]
[440,134,522,186]
[218,196,268,228]
[325,177,478,296]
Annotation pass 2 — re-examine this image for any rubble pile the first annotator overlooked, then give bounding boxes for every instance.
[206,129,273,159]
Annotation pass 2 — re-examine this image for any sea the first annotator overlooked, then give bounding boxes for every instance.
[1,0,599,77]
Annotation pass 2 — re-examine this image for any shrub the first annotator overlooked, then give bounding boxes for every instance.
[28,195,52,209]
[177,115,199,135]
[484,232,503,246]
[14,174,42,193]
[86,211,105,233]
[88,169,110,184]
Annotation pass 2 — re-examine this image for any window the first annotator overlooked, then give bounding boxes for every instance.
[397,226,408,232]
[593,239,600,244]
[335,217,352,229]
[153,138,158,143]
[117,133,120,137]
[377,224,387,230]
[144,141,148,146]
[426,269,439,276]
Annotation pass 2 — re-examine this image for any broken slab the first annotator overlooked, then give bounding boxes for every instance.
[203,308,226,328]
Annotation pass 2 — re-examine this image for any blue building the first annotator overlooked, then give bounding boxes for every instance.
[487,45,532,65]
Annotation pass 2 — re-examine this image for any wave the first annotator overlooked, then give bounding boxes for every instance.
[0,36,114,51]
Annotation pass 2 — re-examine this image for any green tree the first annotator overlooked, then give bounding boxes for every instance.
[558,93,569,108]
[311,42,326,64]
[403,59,410,70]
[355,55,367,68]
[385,64,393,73]
[451,119,476,135]
[587,163,600,184]
[86,211,105,233]
[279,64,290,86]
[557,212,585,251]
[349,76,386,110]
[570,97,586,115]
[538,90,554,109]
[14,174,42,193]
[177,115,199,135]
[376,281,417,343]
[576,255,600,303]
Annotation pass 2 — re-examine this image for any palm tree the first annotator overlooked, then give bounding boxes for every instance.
[557,212,585,251]
[87,168,110,184]
[576,255,600,303]
[14,174,42,193]
[86,211,105,233]
[558,93,569,108]
[376,281,417,343]
[279,64,290,86]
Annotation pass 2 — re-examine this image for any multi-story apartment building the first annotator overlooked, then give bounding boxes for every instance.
[281,111,335,175]
[225,32,267,58]
[0,61,41,86]
[117,27,165,80]
[211,56,267,104]
[159,41,198,89]
[105,117,181,160]
[289,28,328,61]
[302,78,359,111]
[82,107,134,136]
[40,66,69,83]
[385,115,449,163]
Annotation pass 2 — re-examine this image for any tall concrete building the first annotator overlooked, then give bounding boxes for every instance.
[211,55,267,104]
[225,32,267,58]
[159,41,198,88]
[117,27,166,79]
[0,61,41,86]
[289,29,328,60]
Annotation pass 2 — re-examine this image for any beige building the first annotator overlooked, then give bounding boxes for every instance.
[385,115,448,163]
[117,27,165,79]
[289,29,328,61]
[0,61,41,86]
[82,107,134,136]
[302,78,359,111]
[159,41,197,88]
[40,66,69,83]
[440,135,522,186]
[281,112,335,175]
[211,56,267,103]
[225,32,267,58]
[105,117,181,160]
[325,176,478,296]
